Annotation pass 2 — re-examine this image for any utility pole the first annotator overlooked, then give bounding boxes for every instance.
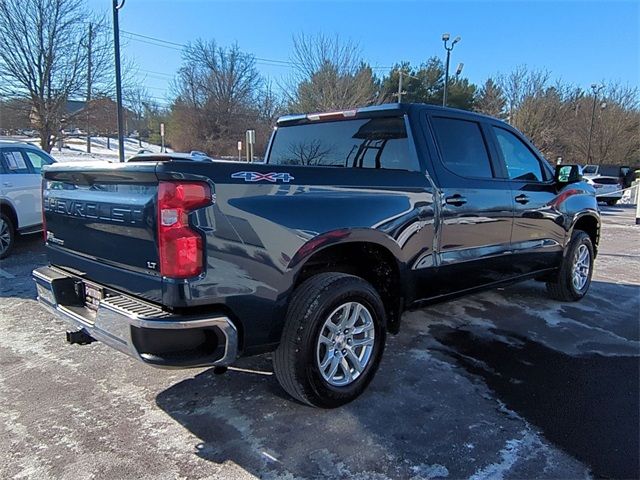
[86,23,92,154]
[441,33,461,107]
[112,0,126,162]
[587,83,604,164]
[393,70,406,103]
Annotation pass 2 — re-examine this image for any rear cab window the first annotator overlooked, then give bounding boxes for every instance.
[267,116,420,171]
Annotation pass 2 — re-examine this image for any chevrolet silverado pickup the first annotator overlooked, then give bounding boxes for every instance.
[33,104,600,408]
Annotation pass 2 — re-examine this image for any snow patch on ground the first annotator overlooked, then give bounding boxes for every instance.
[468,430,541,480]
[14,135,168,163]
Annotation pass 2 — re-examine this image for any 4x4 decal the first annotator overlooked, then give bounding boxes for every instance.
[231,171,295,183]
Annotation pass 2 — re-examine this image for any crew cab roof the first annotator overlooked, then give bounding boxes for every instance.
[276,102,501,126]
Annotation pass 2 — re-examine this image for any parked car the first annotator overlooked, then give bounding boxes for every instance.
[583,164,634,188]
[584,175,623,205]
[32,104,600,407]
[0,141,56,258]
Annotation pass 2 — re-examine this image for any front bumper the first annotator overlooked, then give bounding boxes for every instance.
[32,266,238,368]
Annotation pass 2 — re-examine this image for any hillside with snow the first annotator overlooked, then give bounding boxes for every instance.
[6,136,170,163]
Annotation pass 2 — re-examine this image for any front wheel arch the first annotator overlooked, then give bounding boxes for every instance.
[547,230,594,301]
[569,213,600,256]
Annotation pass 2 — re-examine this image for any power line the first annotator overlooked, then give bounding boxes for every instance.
[139,69,174,78]
[122,32,296,69]
[144,85,171,92]
[122,29,400,73]
[121,33,183,51]
[121,30,185,48]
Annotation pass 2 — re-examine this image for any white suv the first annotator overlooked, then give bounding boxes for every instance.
[0,141,55,258]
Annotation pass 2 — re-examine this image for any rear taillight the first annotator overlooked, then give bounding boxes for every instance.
[157,181,211,278]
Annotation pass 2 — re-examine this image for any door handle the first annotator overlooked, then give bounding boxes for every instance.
[515,194,530,204]
[2,182,12,187]
[445,194,467,207]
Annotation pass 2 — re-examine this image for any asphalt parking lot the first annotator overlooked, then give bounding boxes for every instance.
[1,207,638,480]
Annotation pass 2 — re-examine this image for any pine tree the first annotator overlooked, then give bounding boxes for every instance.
[474,78,506,118]
[379,57,476,110]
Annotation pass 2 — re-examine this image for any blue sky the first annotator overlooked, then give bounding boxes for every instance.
[88,0,639,106]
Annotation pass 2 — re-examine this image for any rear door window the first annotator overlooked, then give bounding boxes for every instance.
[1,149,30,174]
[268,116,419,171]
[23,150,53,173]
[430,117,494,178]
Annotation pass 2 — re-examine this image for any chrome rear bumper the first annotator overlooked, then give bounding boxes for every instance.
[32,266,238,368]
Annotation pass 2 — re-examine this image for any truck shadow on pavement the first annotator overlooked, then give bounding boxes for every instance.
[430,327,639,480]
[156,280,639,479]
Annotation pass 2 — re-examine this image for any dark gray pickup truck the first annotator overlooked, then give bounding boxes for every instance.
[33,103,600,407]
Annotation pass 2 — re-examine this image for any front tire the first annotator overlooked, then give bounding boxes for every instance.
[0,213,15,259]
[546,230,594,301]
[273,272,387,408]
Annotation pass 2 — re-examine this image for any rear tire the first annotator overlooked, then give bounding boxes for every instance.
[546,230,594,301]
[605,199,618,206]
[273,272,386,408]
[0,212,15,259]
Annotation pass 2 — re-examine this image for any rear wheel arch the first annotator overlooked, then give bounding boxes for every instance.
[291,239,404,334]
[0,201,18,230]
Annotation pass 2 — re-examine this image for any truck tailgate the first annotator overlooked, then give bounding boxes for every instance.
[43,162,162,302]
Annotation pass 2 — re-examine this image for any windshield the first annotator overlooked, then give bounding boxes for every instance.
[582,165,598,174]
[267,117,419,171]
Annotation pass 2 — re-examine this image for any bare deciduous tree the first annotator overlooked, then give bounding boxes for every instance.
[498,66,551,123]
[496,67,639,165]
[567,84,640,165]
[169,39,266,155]
[285,34,377,112]
[0,0,87,151]
[125,85,153,146]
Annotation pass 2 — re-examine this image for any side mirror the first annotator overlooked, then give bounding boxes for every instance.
[555,164,582,185]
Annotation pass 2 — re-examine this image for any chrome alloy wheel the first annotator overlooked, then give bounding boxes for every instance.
[316,301,375,387]
[572,244,591,291]
[0,217,10,256]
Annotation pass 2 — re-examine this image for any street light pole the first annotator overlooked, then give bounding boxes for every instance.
[112,0,126,163]
[586,83,604,164]
[441,33,460,107]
